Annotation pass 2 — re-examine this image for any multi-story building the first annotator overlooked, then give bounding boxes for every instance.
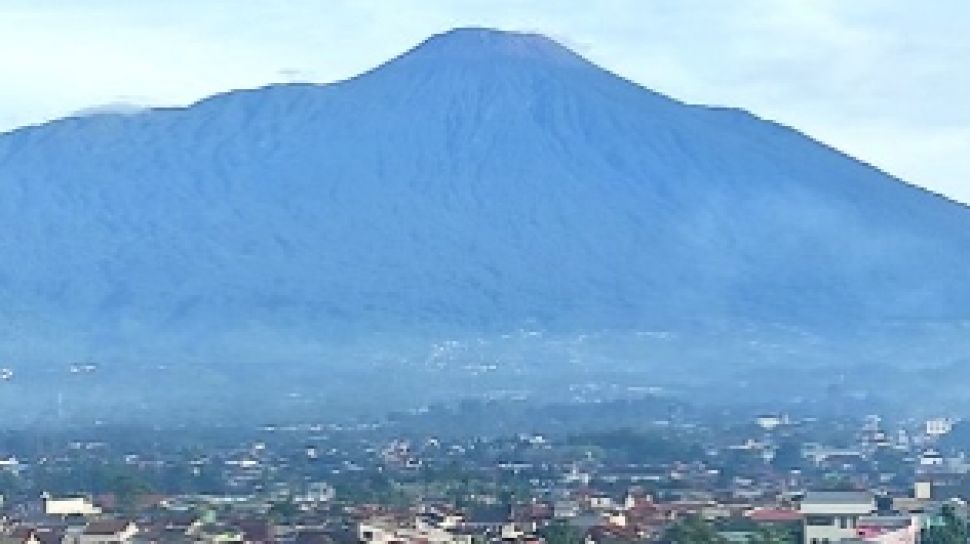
[925,418,954,437]
[799,491,876,544]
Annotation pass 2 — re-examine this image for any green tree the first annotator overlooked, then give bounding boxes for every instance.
[748,525,795,544]
[110,473,153,515]
[819,474,855,491]
[540,521,584,544]
[923,504,967,544]
[0,471,21,496]
[771,440,803,471]
[663,515,725,544]
[267,500,298,522]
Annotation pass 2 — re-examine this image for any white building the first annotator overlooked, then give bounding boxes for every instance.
[589,494,614,509]
[358,518,471,544]
[76,521,138,544]
[553,499,580,519]
[43,494,102,517]
[914,481,932,500]
[799,491,876,544]
[926,418,954,437]
[294,482,335,505]
[756,415,786,431]
[919,449,944,466]
[0,457,21,476]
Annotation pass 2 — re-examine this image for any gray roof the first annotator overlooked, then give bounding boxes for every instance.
[857,516,913,528]
[801,491,874,505]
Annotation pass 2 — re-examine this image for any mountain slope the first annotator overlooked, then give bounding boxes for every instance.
[1,28,969,362]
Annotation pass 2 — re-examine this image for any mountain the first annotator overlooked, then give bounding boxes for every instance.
[1,27,969,364]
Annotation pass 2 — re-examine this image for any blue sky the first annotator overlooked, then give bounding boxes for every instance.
[1,1,967,203]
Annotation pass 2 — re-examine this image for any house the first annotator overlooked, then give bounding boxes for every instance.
[588,494,614,510]
[43,496,102,517]
[746,508,803,524]
[799,491,875,544]
[293,483,335,507]
[160,512,204,536]
[291,531,331,544]
[925,418,954,437]
[77,521,138,544]
[461,505,510,536]
[357,518,470,544]
[3,528,65,544]
[191,524,243,544]
[234,520,272,544]
[919,450,944,467]
[756,415,786,431]
[855,515,919,544]
[553,500,579,520]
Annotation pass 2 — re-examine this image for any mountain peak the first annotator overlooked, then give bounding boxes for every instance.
[402,27,588,67]
[1,26,969,368]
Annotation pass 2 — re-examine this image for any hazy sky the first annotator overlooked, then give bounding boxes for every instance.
[2,1,967,203]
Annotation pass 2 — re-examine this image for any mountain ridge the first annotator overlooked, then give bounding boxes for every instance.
[7,29,963,211]
[0,27,969,363]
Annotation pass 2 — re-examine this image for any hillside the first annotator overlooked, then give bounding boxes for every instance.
[1,27,969,364]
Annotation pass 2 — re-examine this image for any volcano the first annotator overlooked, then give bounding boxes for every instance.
[0,28,968,362]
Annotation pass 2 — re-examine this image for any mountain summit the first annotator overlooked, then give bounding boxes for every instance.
[401,27,587,63]
[1,28,969,362]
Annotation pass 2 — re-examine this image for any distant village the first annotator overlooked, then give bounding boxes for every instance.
[0,411,968,544]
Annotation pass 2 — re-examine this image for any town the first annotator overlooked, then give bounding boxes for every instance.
[2,3,967,544]
[1,406,968,544]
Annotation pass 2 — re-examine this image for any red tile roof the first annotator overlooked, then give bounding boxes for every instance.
[747,509,803,522]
